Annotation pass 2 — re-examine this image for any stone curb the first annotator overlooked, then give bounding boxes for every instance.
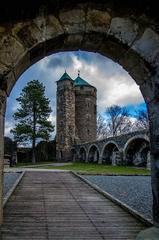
[16,162,73,168]
[4,168,69,172]
[79,172,150,176]
[72,171,153,227]
[3,171,25,208]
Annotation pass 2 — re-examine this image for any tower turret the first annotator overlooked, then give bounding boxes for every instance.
[74,73,97,143]
[56,71,75,161]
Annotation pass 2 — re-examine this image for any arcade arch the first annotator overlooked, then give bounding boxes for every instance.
[88,145,100,163]
[102,142,120,165]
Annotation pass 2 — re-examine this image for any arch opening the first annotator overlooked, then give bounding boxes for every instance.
[88,145,99,163]
[79,147,86,162]
[102,142,120,165]
[124,138,150,167]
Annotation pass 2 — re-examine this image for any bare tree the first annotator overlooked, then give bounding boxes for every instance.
[105,105,133,136]
[133,109,149,130]
[97,113,109,139]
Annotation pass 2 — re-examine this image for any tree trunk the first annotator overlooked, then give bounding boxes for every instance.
[32,102,36,164]
[147,99,159,227]
[32,138,36,164]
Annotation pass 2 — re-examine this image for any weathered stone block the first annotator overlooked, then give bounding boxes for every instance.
[119,49,150,85]
[86,9,111,33]
[0,35,25,67]
[63,34,83,50]
[99,37,127,62]
[81,33,104,51]
[5,70,16,96]
[0,90,6,113]
[0,62,10,76]
[34,15,64,41]
[108,17,138,45]
[132,28,159,66]
[59,9,85,34]
[14,22,43,48]
[14,52,31,81]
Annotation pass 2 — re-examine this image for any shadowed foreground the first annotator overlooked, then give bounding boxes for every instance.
[1,171,146,239]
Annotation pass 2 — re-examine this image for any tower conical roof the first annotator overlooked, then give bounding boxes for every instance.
[74,75,91,86]
[59,71,73,81]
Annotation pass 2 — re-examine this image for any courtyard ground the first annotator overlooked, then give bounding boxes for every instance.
[22,162,151,175]
[5,164,152,223]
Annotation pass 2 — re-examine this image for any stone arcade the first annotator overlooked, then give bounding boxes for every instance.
[74,129,151,168]
[0,0,159,237]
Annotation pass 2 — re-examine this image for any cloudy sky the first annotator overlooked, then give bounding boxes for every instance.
[5,51,146,139]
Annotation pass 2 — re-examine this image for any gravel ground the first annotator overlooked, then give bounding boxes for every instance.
[3,172,21,197]
[84,175,152,220]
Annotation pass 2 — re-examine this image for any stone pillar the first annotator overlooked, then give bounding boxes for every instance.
[0,90,6,225]
[85,153,89,163]
[147,151,151,170]
[147,99,159,227]
[98,155,103,164]
[112,152,117,166]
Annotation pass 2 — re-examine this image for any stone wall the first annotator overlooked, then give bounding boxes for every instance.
[75,86,96,143]
[56,79,75,161]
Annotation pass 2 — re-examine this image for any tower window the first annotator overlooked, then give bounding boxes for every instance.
[87,129,90,135]
[60,120,64,126]
[87,114,90,121]
[94,104,96,114]
[60,135,64,144]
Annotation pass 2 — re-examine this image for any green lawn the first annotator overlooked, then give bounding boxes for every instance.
[26,162,151,175]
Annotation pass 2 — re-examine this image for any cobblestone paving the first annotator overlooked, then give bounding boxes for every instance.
[84,175,152,220]
[3,172,21,197]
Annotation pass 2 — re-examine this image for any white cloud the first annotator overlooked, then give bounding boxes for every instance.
[4,121,14,139]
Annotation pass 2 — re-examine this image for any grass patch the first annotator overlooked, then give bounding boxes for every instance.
[28,162,151,175]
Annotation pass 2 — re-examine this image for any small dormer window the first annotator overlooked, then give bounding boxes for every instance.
[94,104,96,114]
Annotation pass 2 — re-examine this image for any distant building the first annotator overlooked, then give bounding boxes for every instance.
[56,71,97,161]
[4,137,17,167]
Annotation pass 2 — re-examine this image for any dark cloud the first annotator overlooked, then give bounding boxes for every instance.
[47,52,74,69]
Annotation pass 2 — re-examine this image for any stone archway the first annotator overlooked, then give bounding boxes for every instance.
[102,142,120,165]
[0,1,159,229]
[88,145,99,163]
[79,147,87,162]
[124,137,150,167]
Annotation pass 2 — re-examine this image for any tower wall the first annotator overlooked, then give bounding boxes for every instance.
[56,79,75,161]
[75,86,97,143]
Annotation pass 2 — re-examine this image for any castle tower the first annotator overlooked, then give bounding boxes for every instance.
[74,73,97,143]
[56,72,75,161]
